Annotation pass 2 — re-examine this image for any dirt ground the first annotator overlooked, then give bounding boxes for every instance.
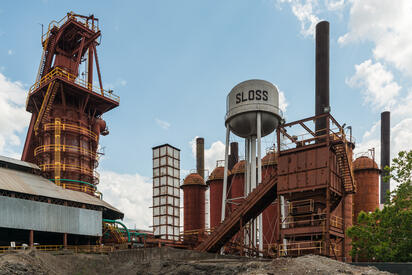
[0,249,393,275]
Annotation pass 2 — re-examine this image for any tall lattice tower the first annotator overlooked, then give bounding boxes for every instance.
[22,12,119,196]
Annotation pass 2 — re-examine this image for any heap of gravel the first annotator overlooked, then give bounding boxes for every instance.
[0,249,393,275]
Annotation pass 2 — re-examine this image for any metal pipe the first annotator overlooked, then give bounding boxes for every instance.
[221,127,230,222]
[228,142,239,171]
[103,219,131,242]
[196,137,205,179]
[315,21,330,135]
[380,111,390,204]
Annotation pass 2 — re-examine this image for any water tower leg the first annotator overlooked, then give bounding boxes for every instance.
[244,138,250,249]
[251,136,257,250]
[221,127,230,222]
[257,112,263,255]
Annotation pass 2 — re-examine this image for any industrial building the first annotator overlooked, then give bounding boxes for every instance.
[0,12,386,264]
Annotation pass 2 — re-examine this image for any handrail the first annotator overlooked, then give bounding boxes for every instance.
[35,144,98,160]
[40,163,99,180]
[41,11,99,44]
[29,67,120,102]
[103,219,130,242]
[43,122,98,141]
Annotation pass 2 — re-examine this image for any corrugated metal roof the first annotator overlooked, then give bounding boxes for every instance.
[0,167,123,218]
[0,155,40,170]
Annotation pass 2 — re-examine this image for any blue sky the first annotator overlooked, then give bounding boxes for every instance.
[1,0,411,229]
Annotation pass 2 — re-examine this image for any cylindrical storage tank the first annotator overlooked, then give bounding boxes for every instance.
[181,173,207,233]
[207,166,231,229]
[353,156,380,221]
[229,160,245,215]
[261,151,278,250]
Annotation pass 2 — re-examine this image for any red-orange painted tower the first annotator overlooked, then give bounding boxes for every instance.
[22,12,119,196]
[181,173,206,233]
[353,155,379,221]
[261,151,278,251]
[207,165,229,229]
[229,160,245,214]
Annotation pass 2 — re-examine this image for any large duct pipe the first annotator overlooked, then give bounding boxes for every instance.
[228,142,239,171]
[380,111,390,204]
[196,137,205,179]
[315,21,330,135]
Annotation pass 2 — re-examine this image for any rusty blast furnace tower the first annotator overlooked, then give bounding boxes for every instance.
[22,12,120,196]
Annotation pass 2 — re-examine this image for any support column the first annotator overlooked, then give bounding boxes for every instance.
[29,230,34,247]
[63,233,68,248]
[221,127,230,222]
[257,113,263,254]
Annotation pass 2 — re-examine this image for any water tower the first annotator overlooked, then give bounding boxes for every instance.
[221,79,282,252]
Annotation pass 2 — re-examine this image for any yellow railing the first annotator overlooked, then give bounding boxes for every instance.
[40,163,99,179]
[34,144,98,160]
[283,213,326,227]
[330,215,344,229]
[61,182,97,194]
[43,122,98,141]
[277,240,324,256]
[29,67,120,102]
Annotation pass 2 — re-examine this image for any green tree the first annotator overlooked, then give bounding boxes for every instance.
[347,150,412,262]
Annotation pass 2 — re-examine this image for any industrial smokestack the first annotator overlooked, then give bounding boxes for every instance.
[315,21,330,135]
[196,137,205,179]
[228,142,239,171]
[380,111,390,204]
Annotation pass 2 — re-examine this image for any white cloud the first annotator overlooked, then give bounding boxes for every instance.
[155,118,171,130]
[339,0,412,76]
[98,170,152,230]
[7,49,13,55]
[278,0,321,36]
[189,137,225,178]
[325,0,345,11]
[279,90,288,113]
[0,73,30,157]
[346,59,401,110]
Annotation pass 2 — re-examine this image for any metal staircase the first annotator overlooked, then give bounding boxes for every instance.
[334,142,356,193]
[195,171,277,253]
[34,81,60,134]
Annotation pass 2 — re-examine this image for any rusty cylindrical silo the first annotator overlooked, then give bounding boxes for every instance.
[353,156,380,222]
[181,173,207,233]
[261,151,278,250]
[229,160,245,215]
[207,166,231,229]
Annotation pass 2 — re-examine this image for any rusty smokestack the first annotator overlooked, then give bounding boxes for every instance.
[315,21,330,135]
[228,142,239,171]
[196,137,205,179]
[380,111,390,204]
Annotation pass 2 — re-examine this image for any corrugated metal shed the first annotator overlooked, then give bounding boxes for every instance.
[0,167,123,219]
[0,196,102,236]
[0,155,40,170]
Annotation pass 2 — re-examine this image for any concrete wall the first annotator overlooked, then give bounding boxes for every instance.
[0,195,102,236]
[110,247,242,263]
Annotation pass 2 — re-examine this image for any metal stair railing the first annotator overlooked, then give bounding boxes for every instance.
[333,139,356,193]
[33,82,59,135]
[195,170,277,253]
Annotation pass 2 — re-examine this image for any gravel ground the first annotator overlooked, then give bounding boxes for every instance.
[0,250,393,275]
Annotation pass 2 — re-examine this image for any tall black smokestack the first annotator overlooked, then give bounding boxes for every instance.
[315,21,330,135]
[196,137,204,179]
[228,142,239,171]
[380,111,390,204]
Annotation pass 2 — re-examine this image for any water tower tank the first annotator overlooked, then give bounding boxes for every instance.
[225,79,282,138]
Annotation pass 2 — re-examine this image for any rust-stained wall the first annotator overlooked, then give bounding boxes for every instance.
[182,173,206,232]
[353,156,379,222]
[278,147,341,194]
